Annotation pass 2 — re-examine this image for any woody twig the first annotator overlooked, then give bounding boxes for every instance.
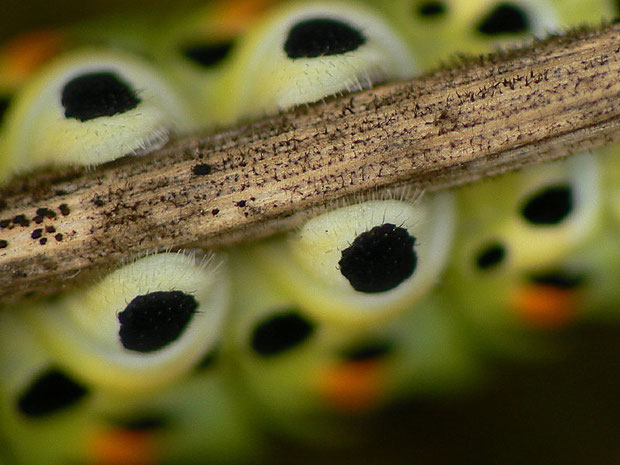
[0,23,618,303]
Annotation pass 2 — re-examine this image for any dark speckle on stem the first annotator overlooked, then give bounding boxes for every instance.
[59,204,71,216]
[192,164,212,176]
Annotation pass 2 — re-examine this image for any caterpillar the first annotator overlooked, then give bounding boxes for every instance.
[0,0,618,464]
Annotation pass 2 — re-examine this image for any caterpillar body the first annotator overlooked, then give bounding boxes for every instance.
[0,0,618,463]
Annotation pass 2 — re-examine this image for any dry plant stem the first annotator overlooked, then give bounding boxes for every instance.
[0,24,619,303]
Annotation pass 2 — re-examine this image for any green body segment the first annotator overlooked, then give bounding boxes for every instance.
[0,252,262,465]
[148,0,280,128]
[21,252,230,393]
[442,153,607,354]
[362,0,560,70]
[0,13,164,181]
[363,0,617,71]
[213,0,418,124]
[0,49,194,179]
[248,194,455,326]
[225,245,479,443]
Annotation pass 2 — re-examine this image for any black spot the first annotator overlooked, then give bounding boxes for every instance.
[59,204,71,216]
[342,340,394,362]
[0,219,10,228]
[118,290,198,353]
[529,271,587,289]
[284,18,366,59]
[339,223,417,293]
[251,310,315,357]
[39,238,47,245]
[45,226,56,233]
[62,72,141,122]
[192,163,212,175]
[211,208,220,216]
[475,242,507,270]
[31,228,43,239]
[182,42,234,68]
[54,233,64,242]
[0,240,7,249]
[520,185,574,225]
[0,95,10,124]
[114,414,171,431]
[417,1,447,17]
[18,369,88,418]
[477,3,530,35]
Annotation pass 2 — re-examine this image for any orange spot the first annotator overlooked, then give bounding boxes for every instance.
[316,360,386,413]
[512,285,579,329]
[1,29,65,88]
[214,0,279,35]
[88,429,157,465]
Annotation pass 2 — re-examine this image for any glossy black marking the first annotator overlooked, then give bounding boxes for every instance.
[475,242,506,270]
[182,42,234,67]
[18,369,88,418]
[339,223,417,293]
[521,185,574,225]
[31,228,43,239]
[342,340,394,362]
[62,72,141,122]
[284,18,366,59]
[529,271,587,289]
[417,1,447,17]
[251,309,315,357]
[477,3,529,35]
[118,290,198,353]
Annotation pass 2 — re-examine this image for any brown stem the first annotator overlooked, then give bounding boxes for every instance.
[0,23,618,303]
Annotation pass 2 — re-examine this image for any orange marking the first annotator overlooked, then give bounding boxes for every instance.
[88,428,158,465]
[1,29,65,88]
[316,360,386,414]
[512,285,580,329]
[214,0,279,35]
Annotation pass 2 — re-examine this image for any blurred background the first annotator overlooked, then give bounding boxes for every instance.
[0,1,618,464]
